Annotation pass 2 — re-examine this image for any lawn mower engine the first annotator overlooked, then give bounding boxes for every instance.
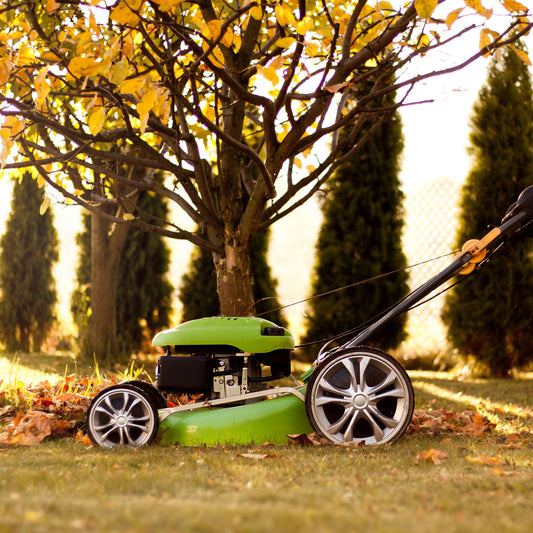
[153,316,293,400]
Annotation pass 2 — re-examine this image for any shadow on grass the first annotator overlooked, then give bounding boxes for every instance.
[410,370,533,433]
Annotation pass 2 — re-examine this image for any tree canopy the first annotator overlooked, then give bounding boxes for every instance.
[0,0,531,316]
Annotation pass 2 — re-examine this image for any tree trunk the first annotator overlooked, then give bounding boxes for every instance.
[214,238,255,317]
[17,326,30,353]
[32,330,45,353]
[88,214,129,363]
[214,237,262,387]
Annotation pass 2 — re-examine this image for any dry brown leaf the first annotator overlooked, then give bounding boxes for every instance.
[466,455,500,466]
[287,432,332,446]
[324,81,351,93]
[490,468,517,477]
[287,433,316,446]
[416,448,448,465]
[0,405,15,418]
[51,419,76,438]
[408,408,495,438]
[75,430,93,446]
[0,411,58,445]
[500,432,530,449]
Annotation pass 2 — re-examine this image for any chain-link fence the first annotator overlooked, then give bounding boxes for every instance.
[399,178,461,362]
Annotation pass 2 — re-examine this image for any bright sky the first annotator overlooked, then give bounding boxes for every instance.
[400,74,483,192]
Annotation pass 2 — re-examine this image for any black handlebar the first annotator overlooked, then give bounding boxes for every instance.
[502,185,533,225]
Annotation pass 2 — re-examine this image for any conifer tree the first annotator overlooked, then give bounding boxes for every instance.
[71,190,173,361]
[442,42,533,377]
[303,87,408,357]
[179,244,218,321]
[0,172,58,352]
[180,229,286,326]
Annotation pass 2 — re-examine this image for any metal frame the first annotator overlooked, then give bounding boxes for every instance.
[158,386,306,422]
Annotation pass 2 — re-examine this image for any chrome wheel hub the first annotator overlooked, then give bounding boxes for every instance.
[352,394,369,409]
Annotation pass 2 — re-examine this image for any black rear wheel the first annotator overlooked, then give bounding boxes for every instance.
[86,383,159,448]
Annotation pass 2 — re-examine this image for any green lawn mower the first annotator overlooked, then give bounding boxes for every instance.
[85,186,533,448]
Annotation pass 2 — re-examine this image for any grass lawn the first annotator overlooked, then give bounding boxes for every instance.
[1,354,533,533]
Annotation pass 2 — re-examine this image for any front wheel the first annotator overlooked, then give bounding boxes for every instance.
[305,347,414,446]
[86,383,159,448]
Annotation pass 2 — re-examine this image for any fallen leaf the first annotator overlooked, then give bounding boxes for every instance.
[24,510,43,523]
[51,419,76,438]
[408,408,495,438]
[287,432,331,446]
[239,453,269,460]
[287,433,315,446]
[75,430,93,446]
[0,405,14,418]
[466,455,500,466]
[416,448,448,464]
[500,432,530,449]
[0,411,58,445]
[70,518,90,530]
[491,468,517,477]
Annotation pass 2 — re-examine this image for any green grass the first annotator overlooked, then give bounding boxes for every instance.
[1,354,533,533]
[1,436,533,533]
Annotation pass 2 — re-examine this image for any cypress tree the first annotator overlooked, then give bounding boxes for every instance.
[251,230,287,326]
[71,189,173,360]
[179,229,286,326]
[303,89,408,357]
[0,172,58,352]
[442,42,533,377]
[179,244,219,321]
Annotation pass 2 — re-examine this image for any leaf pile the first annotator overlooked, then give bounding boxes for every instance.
[0,375,208,446]
[407,408,496,438]
[0,375,114,445]
[288,408,501,447]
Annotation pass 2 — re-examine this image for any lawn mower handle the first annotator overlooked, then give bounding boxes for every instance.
[336,186,533,353]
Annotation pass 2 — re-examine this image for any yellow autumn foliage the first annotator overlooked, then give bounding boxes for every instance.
[88,108,107,136]
[414,0,438,20]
